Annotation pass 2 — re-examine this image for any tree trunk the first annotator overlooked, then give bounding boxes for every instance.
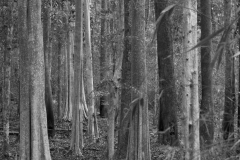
[84,0,98,142]
[222,0,234,141]
[58,41,62,119]
[1,0,13,156]
[117,0,131,158]
[63,0,73,121]
[127,0,150,159]
[154,0,179,146]
[200,0,214,147]
[19,0,52,159]
[43,0,55,138]
[70,0,84,156]
[99,0,108,118]
[182,0,200,159]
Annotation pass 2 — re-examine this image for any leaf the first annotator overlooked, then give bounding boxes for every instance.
[211,25,232,70]
[233,51,240,58]
[151,4,176,44]
[187,27,225,52]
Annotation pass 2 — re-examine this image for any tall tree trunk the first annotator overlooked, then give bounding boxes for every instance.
[70,0,84,156]
[19,0,52,159]
[154,0,179,146]
[222,0,234,141]
[43,0,55,137]
[182,0,200,159]
[2,0,13,156]
[117,0,131,158]
[84,0,98,142]
[200,0,214,147]
[127,0,150,159]
[63,0,72,121]
[100,0,108,118]
[58,41,62,119]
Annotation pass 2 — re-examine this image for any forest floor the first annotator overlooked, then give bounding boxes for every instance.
[0,102,183,160]
[0,103,238,160]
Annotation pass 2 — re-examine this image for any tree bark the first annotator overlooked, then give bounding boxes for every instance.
[99,0,108,118]
[154,0,179,146]
[222,0,234,141]
[200,0,214,147]
[1,0,13,156]
[70,0,84,156]
[19,0,52,159]
[117,0,131,158]
[43,0,55,137]
[127,0,150,159]
[84,0,98,142]
[182,0,200,159]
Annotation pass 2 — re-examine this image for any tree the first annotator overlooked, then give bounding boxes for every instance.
[182,0,200,159]
[127,0,150,159]
[117,0,131,158]
[1,0,13,156]
[154,0,178,145]
[19,0,51,159]
[43,0,55,137]
[84,0,99,142]
[70,0,84,156]
[99,0,109,118]
[200,0,214,147]
[222,0,234,141]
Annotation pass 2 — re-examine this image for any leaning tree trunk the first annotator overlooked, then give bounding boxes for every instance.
[43,0,55,137]
[200,0,214,147]
[70,0,84,156]
[182,0,200,159]
[222,0,234,141]
[127,0,150,160]
[155,0,179,146]
[1,0,13,157]
[19,0,52,159]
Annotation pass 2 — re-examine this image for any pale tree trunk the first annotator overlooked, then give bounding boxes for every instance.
[70,0,84,156]
[63,0,73,121]
[107,1,124,159]
[2,0,13,157]
[182,0,200,159]
[19,0,51,159]
[43,0,55,137]
[222,0,234,141]
[200,0,214,147]
[84,0,99,142]
[58,41,62,119]
[127,0,150,160]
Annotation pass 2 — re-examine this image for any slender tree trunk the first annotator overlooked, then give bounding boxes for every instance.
[19,0,52,159]
[58,41,62,119]
[182,0,200,159]
[2,0,13,156]
[200,0,214,147]
[84,0,98,142]
[63,0,72,121]
[43,0,55,137]
[100,0,108,118]
[117,0,131,158]
[127,0,150,159]
[222,0,234,141]
[70,0,84,156]
[154,0,179,146]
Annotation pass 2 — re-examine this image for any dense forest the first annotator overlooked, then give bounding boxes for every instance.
[1,0,240,159]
